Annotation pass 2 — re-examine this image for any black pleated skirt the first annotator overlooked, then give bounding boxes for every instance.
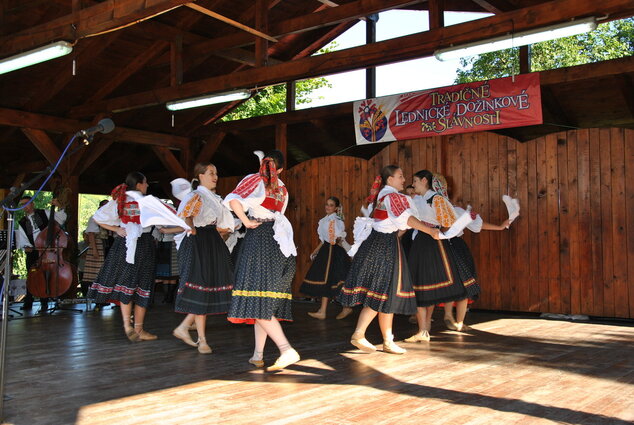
[175,225,234,315]
[408,231,472,307]
[401,228,415,258]
[228,222,296,324]
[336,230,416,315]
[447,237,480,300]
[88,233,156,308]
[299,243,350,298]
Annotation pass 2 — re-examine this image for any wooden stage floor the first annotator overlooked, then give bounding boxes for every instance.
[1,301,634,425]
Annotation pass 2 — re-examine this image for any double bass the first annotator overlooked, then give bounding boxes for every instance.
[26,204,76,299]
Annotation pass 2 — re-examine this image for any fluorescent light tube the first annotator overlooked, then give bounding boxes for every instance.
[0,41,73,74]
[166,89,251,111]
[435,17,597,61]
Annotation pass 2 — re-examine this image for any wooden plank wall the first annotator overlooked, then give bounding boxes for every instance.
[217,128,634,319]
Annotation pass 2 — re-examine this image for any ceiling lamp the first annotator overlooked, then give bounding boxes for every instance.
[166,89,252,111]
[0,41,73,75]
[434,17,597,61]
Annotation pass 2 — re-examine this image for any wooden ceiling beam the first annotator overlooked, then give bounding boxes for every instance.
[21,128,62,165]
[184,0,423,59]
[185,3,277,42]
[70,0,634,117]
[195,131,226,163]
[214,47,282,67]
[290,20,354,60]
[2,160,49,175]
[22,34,119,111]
[82,1,207,105]
[0,0,193,58]
[255,0,270,66]
[152,146,187,179]
[71,0,634,116]
[470,0,515,14]
[74,138,115,176]
[0,107,189,149]
[87,40,171,104]
[210,102,351,133]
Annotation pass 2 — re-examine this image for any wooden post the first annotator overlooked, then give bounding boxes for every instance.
[255,0,269,67]
[519,45,531,74]
[428,0,444,29]
[365,14,378,99]
[286,81,296,112]
[170,34,183,86]
[275,123,287,162]
[180,144,193,178]
[65,174,80,246]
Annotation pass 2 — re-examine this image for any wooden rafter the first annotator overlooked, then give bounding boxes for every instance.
[195,131,226,163]
[186,10,349,133]
[0,0,195,58]
[21,128,62,165]
[255,0,270,66]
[214,47,281,66]
[22,34,119,111]
[428,0,444,29]
[185,3,278,42]
[180,0,422,61]
[84,7,208,105]
[69,0,634,117]
[0,107,190,149]
[86,40,170,104]
[73,138,115,176]
[3,160,49,175]
[170,35,183,87]
[470,0,515,14]
[152,146,187,179]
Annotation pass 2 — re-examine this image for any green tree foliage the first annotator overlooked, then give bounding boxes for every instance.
[221,78,332,121]
[221,43,337,121]
[455,18,634,84]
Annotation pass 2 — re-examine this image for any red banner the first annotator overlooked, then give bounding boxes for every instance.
[353,73,542,145]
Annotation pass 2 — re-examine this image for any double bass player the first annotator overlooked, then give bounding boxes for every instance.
[15,196,67,312]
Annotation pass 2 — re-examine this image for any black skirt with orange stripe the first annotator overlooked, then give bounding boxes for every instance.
[408,232,471,307]
[336,230,416,315]
[299,243,349,298]
[448,236,480,301]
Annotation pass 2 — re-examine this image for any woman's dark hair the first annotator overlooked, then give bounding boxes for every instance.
[371,165,400,213]
[264,149,285,169]
[125,171,146,191]
[191,162,213,190]
[327,196,341,208]
[413,169,433,189]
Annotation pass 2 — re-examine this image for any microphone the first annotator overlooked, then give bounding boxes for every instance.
[75,118,115,140]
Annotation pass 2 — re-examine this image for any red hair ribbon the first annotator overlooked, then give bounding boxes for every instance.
[110,183,128,219]
[365,175,382,204]
[259,157,282,198]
